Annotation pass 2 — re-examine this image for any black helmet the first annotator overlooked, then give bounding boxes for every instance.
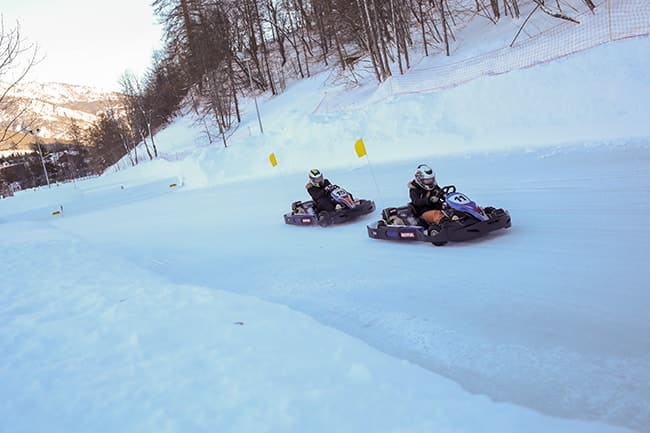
[414,164,436,190]
[309,168,324,186]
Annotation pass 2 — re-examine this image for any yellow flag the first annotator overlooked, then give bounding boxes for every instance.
[269,152,278,167]
[354,138,367,158]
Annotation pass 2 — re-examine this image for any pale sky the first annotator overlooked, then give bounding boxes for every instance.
[3,0,163,91]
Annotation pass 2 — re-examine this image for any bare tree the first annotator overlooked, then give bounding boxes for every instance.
[85,109,133,174]
[119,70,157,160]
[0,16,40,147]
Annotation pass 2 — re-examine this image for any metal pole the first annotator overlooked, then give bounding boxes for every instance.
[36,141,51,188]
[246,60,264,134]
[607,0,613,41]
[30,129,50,188]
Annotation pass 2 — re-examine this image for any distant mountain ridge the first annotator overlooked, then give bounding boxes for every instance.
[1,81,122,147]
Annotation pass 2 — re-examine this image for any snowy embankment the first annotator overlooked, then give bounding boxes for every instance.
[139,36,650,191]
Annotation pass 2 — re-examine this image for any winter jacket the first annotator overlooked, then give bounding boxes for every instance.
[408,180,445,216]
[307,179,336,212]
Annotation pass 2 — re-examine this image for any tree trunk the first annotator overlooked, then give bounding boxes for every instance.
[490,0,500,19]
[440,0,450,56]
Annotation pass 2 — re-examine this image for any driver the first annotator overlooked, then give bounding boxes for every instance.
[408,164,447,226]
[306,168,337,212]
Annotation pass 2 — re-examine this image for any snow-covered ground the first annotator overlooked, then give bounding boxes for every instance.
[1,27,649,433]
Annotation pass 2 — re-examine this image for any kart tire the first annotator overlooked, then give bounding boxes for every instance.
[318,212,331,227]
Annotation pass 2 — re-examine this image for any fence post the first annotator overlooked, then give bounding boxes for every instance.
[607,0,613,41]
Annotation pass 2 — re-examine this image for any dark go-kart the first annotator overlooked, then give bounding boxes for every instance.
[367,185,511,246]
[284,185,375,227]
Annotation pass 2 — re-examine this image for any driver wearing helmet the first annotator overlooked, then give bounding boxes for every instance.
[306,168,336,212]
[408,164,447,225]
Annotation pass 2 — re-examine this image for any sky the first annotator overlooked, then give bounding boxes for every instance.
[3,0,163,90]
[1,5,649,433]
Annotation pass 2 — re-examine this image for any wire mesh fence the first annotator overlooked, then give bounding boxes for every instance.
[315,0,649,113]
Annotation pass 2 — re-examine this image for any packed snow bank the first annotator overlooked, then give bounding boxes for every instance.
[126,36,649,190]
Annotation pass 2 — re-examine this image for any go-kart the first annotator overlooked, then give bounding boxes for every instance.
[367,185,511,246]
[284,185,375,227]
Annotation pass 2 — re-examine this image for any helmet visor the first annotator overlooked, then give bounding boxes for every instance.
[420,176,436,189]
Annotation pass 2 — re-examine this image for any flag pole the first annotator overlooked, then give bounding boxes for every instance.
[268,151,293,198]
[355,138,382,200]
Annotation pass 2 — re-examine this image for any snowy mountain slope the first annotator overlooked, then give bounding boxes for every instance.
[0,81,121,144]
[7,81,118,104]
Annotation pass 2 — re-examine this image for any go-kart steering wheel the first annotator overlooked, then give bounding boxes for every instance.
[442,185,456,195]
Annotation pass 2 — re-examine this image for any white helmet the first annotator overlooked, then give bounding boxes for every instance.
[414,164,436,190]
[308,168,324,186]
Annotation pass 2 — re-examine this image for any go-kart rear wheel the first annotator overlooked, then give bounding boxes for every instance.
[318,211,331,227]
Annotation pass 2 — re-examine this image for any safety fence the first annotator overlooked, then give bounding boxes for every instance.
[314,0,650,113]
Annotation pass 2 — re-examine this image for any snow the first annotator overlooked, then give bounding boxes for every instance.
[1,26,649,433]
[5,81,118,105]
[1,149,33,158]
